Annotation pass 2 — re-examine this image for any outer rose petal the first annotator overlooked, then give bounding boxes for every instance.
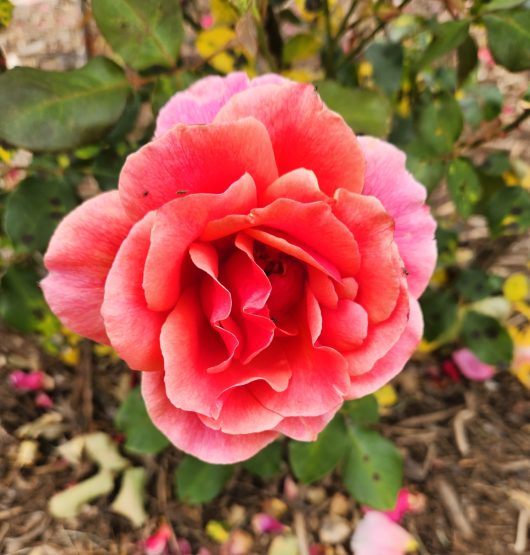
[154,73,249,136]
[102,212,167,372]
[275,409,338,441]
[359,136,437,298]
[119,118,278,221]
[348,295,423,398]
[142,371,278,464]
[214,83,366,197]
[154,73,288,136]
[42,191,133,344]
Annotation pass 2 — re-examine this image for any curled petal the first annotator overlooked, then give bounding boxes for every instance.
[161,287,291,418]
[143,173,257,312]
[333,189,401,324]
[142,372,278,464]
[348,296,423,398]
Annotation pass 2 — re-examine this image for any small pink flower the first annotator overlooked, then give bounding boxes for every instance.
[351,512,417,555]
[453,348,495,381]
[144,523,172,555]
[478,47,495,67]
[9,370,45,391]
[35,392,54,409]
[251,513,285,534]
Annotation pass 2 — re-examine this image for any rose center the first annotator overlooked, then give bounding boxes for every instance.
[254,243,305,316]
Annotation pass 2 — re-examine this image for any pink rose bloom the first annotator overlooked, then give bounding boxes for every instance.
[453,348,495,381]
[42,73,436,464]
[351,512,417,555]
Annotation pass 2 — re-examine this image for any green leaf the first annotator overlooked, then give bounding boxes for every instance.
[364,41,404,95]
[485,186,530,236]
[342,395,379,426]
[342,425,402,510]
[447,158,482,217]
[0,265,54,333]
[420,288,458,342]
[480,0,527,13]
[4,175,78,252]
[0,57,130,151]
[92,0,183,70]
[457,35,478,85]
[455,269,503,302]
[283,34,321,65]
[243,442,283,479]
[115,387,170,455]
[461,310,513,365]
[419,20,470,69]
[484,10,530,71]
[418,95,463,155]
[316,81,392,137]
[406,156,446,194]
[289,416,349,483]
[175,456,234,504]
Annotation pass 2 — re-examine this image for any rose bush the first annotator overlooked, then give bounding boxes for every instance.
[42,73,436,463]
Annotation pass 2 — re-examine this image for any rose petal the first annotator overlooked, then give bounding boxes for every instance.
[359,137,437,298]
[143,173,257,312]
[155,73,250,136]
[453,348,495,381]
[333,189,401,324]
[215,82,365,197]
[348,295,423,398]
[42,191,133,344]
[161,287,291,418]
[142,372,278,464]
[120,118,278,221]
[101,213,167,372]
[275,409,338,441]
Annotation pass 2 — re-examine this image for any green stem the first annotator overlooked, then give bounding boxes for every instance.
[322,0,336,78]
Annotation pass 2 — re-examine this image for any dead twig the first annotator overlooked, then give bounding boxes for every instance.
[437,478,474,540]
[293,511,310,555]
[453,409,475,456]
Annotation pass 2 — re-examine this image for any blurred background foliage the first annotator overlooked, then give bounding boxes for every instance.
[1,0,530,511]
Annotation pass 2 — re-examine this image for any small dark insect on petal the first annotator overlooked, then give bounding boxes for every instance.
[176,190,188,195]
[402,267,409,276]
[142,191,149,197]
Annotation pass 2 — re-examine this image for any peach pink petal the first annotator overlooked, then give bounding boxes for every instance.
[42,191,133,344]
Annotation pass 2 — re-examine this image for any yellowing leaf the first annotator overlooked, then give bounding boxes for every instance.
[503,273,529,302]
[282,68,324,82]
[374,384,398,407]
[60,346,80,367]
[211,0,239,25]
[206,520,230,543]
[514,362,530,389]
[196,27,240,74]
